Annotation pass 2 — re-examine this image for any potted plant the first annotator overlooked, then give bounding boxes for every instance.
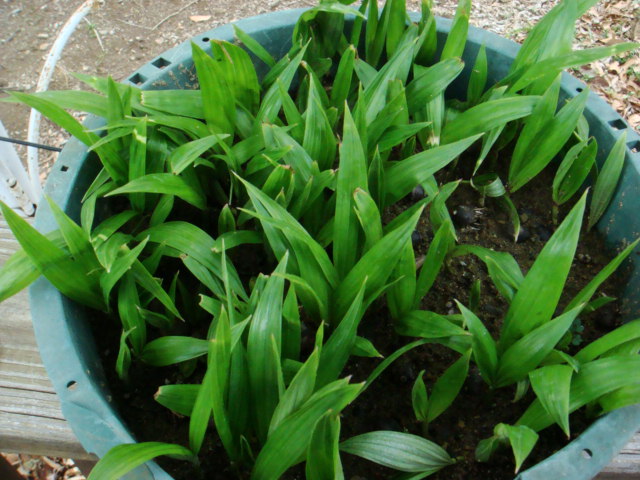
[2,0,640,478]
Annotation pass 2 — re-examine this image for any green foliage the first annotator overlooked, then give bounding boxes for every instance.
[2,0,639,478]
[476,423,539,473]
[341,431,455,474]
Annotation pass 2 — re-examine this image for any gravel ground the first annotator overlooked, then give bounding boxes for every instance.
[0,0,638,478]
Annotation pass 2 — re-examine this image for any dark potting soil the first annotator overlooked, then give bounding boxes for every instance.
[92,161,632,480]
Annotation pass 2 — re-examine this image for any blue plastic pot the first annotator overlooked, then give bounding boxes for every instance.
[29,8,640,480]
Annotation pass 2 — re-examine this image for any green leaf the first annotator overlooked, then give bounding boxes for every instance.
[500,193,586,350]
[495,423,539,473]
[529,365,573,437]
[127,118,147,212]
[0,203,105,310]
[155,384,199,417]
[261,124,314,185]
[0,237,47,302]
[238,176,337,319]
[44,196,100,273]
[1,89,109,117]
[353,188,383,253]
[509,89,589,192]
[7,91,125,182]
[377,122,431,153]
[406,59,464,115]
[364,29,417,123]
[331,44,357,110]
[91,210,138,248]
[412,370,429,422]
[589,130,627,230]
[420,93,445,147]
[334,105,368,278]
[428,351,471,422]
[565,238,640,313]
[414,222,456,307]
[364,339,430,390]
[352,336,383,358]
[428,180,459,234]
[252,379,362,480]
[440,0,471,60]
[218,204,236,236]
[169,134,229,174]
[367,80,409,151]
[140,336,209,366]
[334,205,423,320]
[441,96,539,145]
[508,42,640,93]
[496,306,582,387]
[467,44,487,105]
[270,347,320,433]
[456,301,497,386]
[306,413,344,480]
[303,77,336,171]
[317,281,366,388]
[575,319,640,363]
[386,0,407,58]
[117,273,146,354]
[451,245,524,302]
[387,240,416,320]
[519,356,640,432]
[385,135,481,205]
[191,42,234,133]
[141,89,203,118]
[510,77,561,173]
[340,431,454,473]
[247,254,288,442]
[599,384,640,414]
[233,24,276,67]
[191,308,234,456]
[115,328,133,382]
[107,173,206,210]
[87,442,194,480]
[256,46,307,125]
[140,221,246,300]
[99,237,148,304]
[132,260,182,319]
[396,310,468,339]
[553,139,596,205]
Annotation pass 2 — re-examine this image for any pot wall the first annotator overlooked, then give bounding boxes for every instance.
[29,8,640,480]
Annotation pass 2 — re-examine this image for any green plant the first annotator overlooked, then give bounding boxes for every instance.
[1,0,639,478]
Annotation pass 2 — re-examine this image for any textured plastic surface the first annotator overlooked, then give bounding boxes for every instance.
[28,8,640,480]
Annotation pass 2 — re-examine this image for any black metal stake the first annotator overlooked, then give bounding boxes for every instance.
[0,136,62,152]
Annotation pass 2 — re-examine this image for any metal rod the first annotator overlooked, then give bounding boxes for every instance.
[0,136,62,152]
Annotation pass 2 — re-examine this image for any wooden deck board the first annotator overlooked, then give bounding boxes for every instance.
[0,213,639,473]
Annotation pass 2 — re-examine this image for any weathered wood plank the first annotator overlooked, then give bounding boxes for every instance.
[597,432,640,479]
[0,214,94,460]
[0,213,639,473]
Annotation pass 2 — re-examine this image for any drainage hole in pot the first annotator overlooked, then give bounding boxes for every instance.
[128,73,146,86]
[609,119,626,130]
[152,57,171,69]
[576,87,584,92]
[582,449,593,459]
[202,37,210,42]
[60,165,69,172]
[66,380,78,390]
[628,140,640,154]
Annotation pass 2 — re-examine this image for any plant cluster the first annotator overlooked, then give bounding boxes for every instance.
[2,0,640,478]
